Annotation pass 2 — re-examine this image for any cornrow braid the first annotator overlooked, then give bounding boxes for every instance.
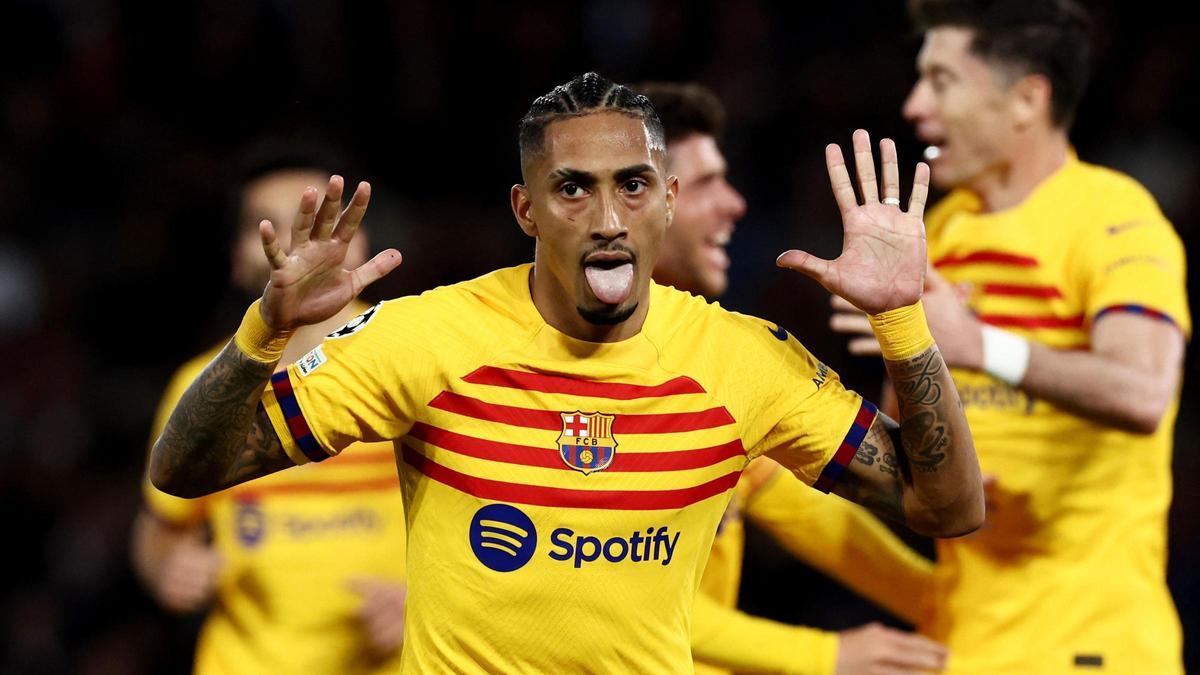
[519,72,666,171]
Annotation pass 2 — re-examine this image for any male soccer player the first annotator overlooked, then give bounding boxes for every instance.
[638,81,945,675]
[132,148,408,674]
[149,72,983,673]
[832,2,1189,672]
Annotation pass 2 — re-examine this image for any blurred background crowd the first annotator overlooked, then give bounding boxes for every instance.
[0,1,1197,672]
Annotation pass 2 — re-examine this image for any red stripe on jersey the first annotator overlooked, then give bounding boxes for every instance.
[463,366,706,399]
[933,251,1039,268]
[981,283,1063,298]
[410,423,746,472]
[428,391,735,433]
[234,476,399,499]
[402,445,739,510]
[978,314,1084,329]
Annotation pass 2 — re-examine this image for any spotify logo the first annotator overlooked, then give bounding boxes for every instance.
[469,503,537,572]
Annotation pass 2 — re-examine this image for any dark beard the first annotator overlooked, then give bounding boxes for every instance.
[578,302,638,326]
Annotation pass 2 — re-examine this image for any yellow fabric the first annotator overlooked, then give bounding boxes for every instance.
[233,298,291,363]
[144,329,407,675]
[691,593,839,675]
[692,459,932,675]
[261,264,873,673]
[922,153,1189,674]
[869,301,935,361]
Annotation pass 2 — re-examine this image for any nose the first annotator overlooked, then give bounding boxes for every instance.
[721,180,747,221]
[902,80,931,125]
[591,191,628,241]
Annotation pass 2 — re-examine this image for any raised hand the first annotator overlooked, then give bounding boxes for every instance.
[259,176,403,332]
[778,129,930,315]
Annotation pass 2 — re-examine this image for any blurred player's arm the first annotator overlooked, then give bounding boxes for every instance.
[833,266,1185,434]
[150,177,401,497]
[777,131,983,538]
[131,510,222,614]
[744,463,932,624]
[692,593,946,675]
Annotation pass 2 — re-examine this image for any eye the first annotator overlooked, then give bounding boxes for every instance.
[559,183,586,199]
[623,179,647,194]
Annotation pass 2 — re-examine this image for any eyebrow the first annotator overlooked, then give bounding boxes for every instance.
[549,163,659,186]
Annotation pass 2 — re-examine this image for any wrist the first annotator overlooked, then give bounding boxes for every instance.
[234,299,293,364]
[980,325,1030,386]
[868,301,936,361]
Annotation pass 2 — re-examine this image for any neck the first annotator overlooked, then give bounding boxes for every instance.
[968,130,1070,213]
[529,261,649,343]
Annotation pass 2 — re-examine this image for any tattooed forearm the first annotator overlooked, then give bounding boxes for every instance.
[889,349,953,473]
[149,341,292,497]
[837,428,906,524]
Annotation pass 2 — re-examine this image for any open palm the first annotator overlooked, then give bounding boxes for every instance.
[778,130,930,315]
[259,176,402,332]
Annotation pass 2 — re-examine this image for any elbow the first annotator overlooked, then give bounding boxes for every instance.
[1114,392,1172,435]
[148,438,202,499]
[907,492,986,539]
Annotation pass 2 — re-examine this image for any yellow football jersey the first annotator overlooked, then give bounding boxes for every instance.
[144,339,408,675]
[692,458,933,675]
[922,153,1189,674]
[260,263,877,673]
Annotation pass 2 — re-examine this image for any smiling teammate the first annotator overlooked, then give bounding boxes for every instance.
[149,72,983,672]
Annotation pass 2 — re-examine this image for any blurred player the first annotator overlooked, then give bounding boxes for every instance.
[832,2,1188,672]
[638,81,946,675]
[132,145,408,674]
[148,72,983,672]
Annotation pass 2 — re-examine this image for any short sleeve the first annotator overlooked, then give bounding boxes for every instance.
[730,314,878,491]
[261,299,440,464]
[1076,210,1190,336]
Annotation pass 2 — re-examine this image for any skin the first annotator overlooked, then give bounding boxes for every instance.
[652,133,746,298]
[833,27,1185,435]
[511,112,678,342]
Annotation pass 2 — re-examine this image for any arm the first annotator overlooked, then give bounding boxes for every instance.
[131,510,222,614]
[777,130,983,538]
[692,593,947,675]
[149,176,402,497]
[832,269,1185,434]
[744,466,932,624]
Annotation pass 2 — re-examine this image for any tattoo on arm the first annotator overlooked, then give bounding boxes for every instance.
[835,423,907,525]
[889,349,952,473]
[152,341,292,496]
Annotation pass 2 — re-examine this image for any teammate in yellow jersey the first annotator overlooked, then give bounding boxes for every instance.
[148,72,984,673]
[132,147,408,674]
[637,81,946,675]
[832,2,1189,672]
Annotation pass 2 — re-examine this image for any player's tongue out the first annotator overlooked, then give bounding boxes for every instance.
[585,263,634,305]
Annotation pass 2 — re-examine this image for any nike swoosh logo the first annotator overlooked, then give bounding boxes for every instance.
[767,324,788,341]
[1106,220,1148,236]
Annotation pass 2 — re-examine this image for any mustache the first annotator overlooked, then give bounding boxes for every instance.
[579,243,637,267]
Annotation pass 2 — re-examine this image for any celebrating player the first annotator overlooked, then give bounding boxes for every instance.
[637,81,946,675]
[133,146,408,674]
[831,1,1189,672]
[150,72,982,672]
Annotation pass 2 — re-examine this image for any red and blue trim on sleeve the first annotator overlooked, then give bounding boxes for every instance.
[269,371,329,463]
[1094,304,1179,329]
[813,399,878,493]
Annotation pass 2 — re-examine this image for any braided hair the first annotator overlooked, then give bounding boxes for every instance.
[518,72,666,170]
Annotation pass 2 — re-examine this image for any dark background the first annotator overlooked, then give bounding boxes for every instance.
[1,1,1197,673]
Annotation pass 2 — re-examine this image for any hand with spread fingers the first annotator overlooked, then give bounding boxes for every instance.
[778,129,930,315]
[259,175,403,332]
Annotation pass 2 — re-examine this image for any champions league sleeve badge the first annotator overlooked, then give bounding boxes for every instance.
[558,411,617,475]
[326,302,381,339]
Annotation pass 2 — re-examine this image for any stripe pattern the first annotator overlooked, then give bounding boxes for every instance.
[406,368,744,510]
[269,372,328,463]
[813,400,878,494]
[1094,304,1179,328]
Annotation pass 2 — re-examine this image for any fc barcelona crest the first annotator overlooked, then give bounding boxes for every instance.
[558,411,618,475]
